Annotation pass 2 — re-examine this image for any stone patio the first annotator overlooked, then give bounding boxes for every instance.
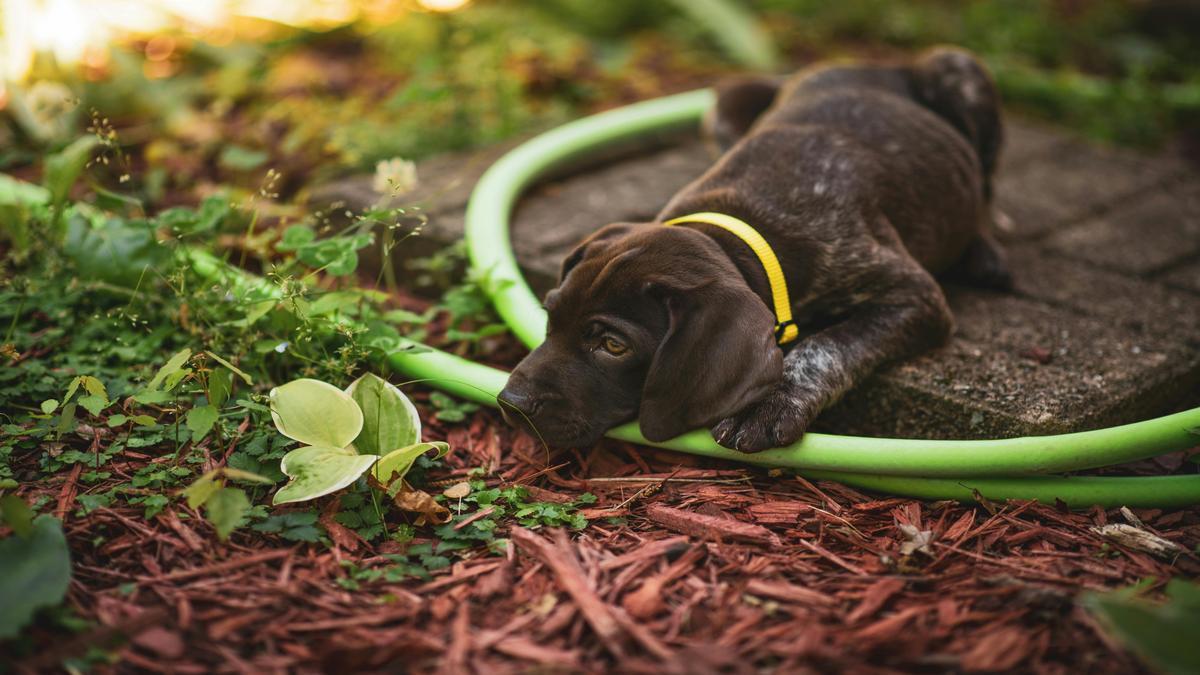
[312,115,1200,439]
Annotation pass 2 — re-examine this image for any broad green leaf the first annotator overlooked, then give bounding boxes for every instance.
[79,376,106,399]
[208,368,233,409]
[106,414,127,427]
[39,399,58,414]
[205,487,250,541]
[186,405,219,441]
[276,224,314,251]
[372,442,449,485]
[149,348,192,390]
[0,173,49,206]
[163,367,192,392]
[218,145,268,171]
[130,415,157,426]
[183,470,220,510]
[63,213,167,288]
[205,351,252,385]
[220,467,274,485]
[63,376,82,404]
[133,389,171,405]
[345,373,420,456]
[0,495,34,537]
[77,394,107,416]
[273,445,378,505]
[56,402,76,435]
[1084,581,1200,675]
[44,136,99,209]
[269,379,363,449]
[0,516,71,638]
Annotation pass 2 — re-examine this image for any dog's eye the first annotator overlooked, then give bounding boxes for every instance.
[600,336,628,355]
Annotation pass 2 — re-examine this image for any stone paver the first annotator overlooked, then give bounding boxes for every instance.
[1044,179,1200,276]
[322,117,1200,439]
[993,137,1187,240]
[1160,259,1200,295]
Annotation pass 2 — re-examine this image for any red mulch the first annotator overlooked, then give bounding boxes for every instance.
[9,402,1200,673]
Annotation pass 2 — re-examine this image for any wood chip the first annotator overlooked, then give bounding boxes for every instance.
[646,503,781,546]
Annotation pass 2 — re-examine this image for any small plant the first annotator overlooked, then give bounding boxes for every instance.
[1083,579,1200,675]
[269,372,447,505]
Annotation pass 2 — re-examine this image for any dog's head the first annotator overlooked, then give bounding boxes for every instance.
[497,222,783,447]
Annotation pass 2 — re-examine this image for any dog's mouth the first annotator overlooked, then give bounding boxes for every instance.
[500,403,631,449]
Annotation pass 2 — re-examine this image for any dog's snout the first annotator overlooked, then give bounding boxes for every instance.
[498,383,543,420]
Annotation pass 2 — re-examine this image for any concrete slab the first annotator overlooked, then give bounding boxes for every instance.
[1001,119,1073,169]
[993,140,1184,240]
[1159,259,1200,295]
[1043,179,1200,276]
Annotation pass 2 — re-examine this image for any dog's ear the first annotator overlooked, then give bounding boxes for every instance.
[638,278,783,442]
[559,222,639,283]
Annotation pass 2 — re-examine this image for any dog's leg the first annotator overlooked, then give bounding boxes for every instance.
[703,76,783,153]
[942,230,1013,291]
[711,263,954,452]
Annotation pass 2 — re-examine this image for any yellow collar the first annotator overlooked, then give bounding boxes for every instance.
[663,211,799,345]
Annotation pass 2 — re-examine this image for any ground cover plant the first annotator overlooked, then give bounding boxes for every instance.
[1,1,1199,672]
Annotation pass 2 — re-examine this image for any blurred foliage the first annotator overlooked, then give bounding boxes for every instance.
[756,0,1200,146]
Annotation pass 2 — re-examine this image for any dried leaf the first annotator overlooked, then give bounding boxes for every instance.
[393,483,451,525]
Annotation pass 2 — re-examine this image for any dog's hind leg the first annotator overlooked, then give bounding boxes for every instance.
[911,47,1003,202]
[943,230,1013,291]
[703,76,783,153]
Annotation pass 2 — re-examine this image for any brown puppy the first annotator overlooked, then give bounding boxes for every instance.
[498,47,1012,452]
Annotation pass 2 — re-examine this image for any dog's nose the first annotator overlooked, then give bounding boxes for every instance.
[497,385,542,422]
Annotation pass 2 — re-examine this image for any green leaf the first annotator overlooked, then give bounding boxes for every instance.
[79,375,106,399]
[0,516,71,639]
[133,390,172,405]
[130,415,157,426]
[269,378,363,449]
[273,445,378,505]
[204,351,252,385]
[276,224,315,252]
[220,467,275,485]
[63,213,167,288]
[56,402,77,435]
[148,348,192,391]
[77,394,107,416]
[345,373,421,457]
[1084,580,1200,675]
[208,368,233,409]
[44,136,99,209]
[182,471,220,510]
[106,414,127,427]
[218,145,268,171]
[205,487,250,541]
[0,494,34,537]
[63,376,82,404]
[185,405,219,441]
[40,399,58,414]
[372,442,449,485]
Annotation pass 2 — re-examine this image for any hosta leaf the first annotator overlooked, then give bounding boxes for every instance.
[345,373,420,456]
[0,516,71,638]
[269,379,363,448]
[372,442,449,485]
[273,445,378,505]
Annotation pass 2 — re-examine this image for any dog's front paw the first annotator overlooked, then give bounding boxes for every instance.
[710,388,817,453]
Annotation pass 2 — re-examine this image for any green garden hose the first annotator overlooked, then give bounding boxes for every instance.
[387,89,1200,508]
